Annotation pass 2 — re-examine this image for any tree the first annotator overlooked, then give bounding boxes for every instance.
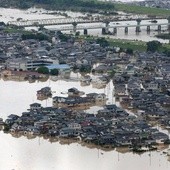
[96,38,109,47]
[79,65,92,73]
[146,41,162,52]
[126,48,133,55]
[37,66,49,74]
[56,31,70,42]
[91,69,95,74]
[108,69,116,78]
[72,65,79,72]
[19,0,31,9]
[166,51,170,57]
[22,32,49,41]
[164,49,170,57]
[38,25,45,31]
[50,69,59,76]
[75,31,80,36]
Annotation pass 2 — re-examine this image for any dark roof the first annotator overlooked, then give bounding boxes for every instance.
[30,103,41,107]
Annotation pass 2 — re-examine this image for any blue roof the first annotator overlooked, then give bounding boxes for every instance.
[46,64,70,70]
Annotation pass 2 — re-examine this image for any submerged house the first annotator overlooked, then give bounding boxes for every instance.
[53,88,107,109]
[80,75,91,86]
[59,127,81,137]
[86,93,106,102]
[114,84,126,98]
[37,87,52,100]
[29,103,42,111]
[53,96,92,108]
[67,88,85,97]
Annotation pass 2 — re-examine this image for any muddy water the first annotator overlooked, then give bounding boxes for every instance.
[0,77,170,170]
[0,7,168,43]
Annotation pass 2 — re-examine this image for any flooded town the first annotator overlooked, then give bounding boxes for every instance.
[0,0,170,170]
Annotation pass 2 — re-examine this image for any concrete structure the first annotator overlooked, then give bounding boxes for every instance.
[168,16,170,31]
[84,29,88,35]
[6,58,53,71]
[102,28,106,34]
[147,26,150,32]
[125,27,128,34]
[113,27,117,34]
[7,16,170,35]
[72,22,77,33]
[158,25,161,32]
[136,19,141,33]
[8,17,165,27]
[104,21,110,34]
[53,22,170,35]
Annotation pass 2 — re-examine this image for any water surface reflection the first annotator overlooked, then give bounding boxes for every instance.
[0,77,170,170]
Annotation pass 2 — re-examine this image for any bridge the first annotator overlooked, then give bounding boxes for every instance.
[7,16,170,34]
[56,23,170,30]
[50,22,170,35]
[7,16,167,27]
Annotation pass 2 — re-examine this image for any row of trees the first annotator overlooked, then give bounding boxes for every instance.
[37,67,59,75]
[22,32,50,41]
[72,64,92,73]
[34,0,115,11]
[4,0,115,12]
[146,40,162,52]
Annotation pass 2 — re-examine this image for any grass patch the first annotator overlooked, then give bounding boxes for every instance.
[160,43,170,52]
[80,35,147,51]
[108,39,146,51]
[114,3,170,17]
[80,35,170,52]
[4,27,29,34]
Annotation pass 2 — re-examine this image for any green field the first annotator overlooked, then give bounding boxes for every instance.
[108,38,170,52]
[114,3,170,17]
[81,35,146,51]
[108,39,146,51]
[4,27,29,34]
[80,35,170,52]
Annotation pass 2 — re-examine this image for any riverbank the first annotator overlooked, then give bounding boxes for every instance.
[0,0,115,14]
[114,3,170,17]
[0,0,169,17]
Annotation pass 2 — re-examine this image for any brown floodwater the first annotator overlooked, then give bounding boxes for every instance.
[0,6,169,169]
[0,77,170,170]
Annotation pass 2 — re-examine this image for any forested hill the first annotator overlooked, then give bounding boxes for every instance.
[0,0,115,13]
